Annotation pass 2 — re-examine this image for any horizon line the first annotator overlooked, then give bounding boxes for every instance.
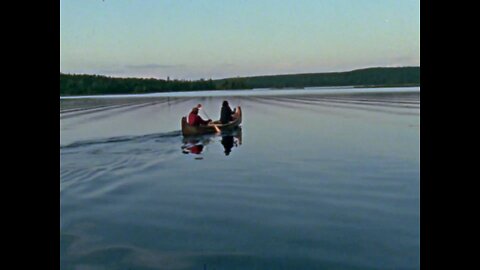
[60,65,420,81]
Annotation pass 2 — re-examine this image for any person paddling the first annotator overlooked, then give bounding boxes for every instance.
[188,107,211,126]
[220,100,236,124]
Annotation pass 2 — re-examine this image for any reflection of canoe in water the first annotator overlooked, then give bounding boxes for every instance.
[181,106,242,136]
[181,127,242,156]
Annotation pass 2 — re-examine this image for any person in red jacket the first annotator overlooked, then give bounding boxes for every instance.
[188,107,211,126]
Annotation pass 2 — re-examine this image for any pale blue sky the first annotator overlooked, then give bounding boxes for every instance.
[60,0,420,80]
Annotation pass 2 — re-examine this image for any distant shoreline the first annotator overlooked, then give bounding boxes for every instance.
[60,66,420,96]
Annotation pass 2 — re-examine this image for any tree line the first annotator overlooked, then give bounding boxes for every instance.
[60,66,419,96]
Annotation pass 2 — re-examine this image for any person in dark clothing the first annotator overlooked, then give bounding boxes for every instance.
[188,107,211,126]
[220,100,236,124]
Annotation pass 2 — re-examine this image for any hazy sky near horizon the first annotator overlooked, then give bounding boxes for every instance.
[60,0,420,80]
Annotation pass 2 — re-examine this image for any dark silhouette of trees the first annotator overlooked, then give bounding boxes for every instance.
[60,67,419,96]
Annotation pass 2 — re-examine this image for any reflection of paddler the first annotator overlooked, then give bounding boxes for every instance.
[181,143,204,155]
[221,136,234,156]
[189,144,204,154]
[181,138,205,155]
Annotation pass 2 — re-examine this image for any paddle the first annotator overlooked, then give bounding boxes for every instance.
[197,104,220,133]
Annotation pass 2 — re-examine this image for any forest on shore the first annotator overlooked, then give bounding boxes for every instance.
[60,66,419,96]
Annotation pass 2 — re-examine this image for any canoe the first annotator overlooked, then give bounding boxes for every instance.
[181,106,242,136]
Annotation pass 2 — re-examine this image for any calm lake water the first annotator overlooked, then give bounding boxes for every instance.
[60,87,420,270]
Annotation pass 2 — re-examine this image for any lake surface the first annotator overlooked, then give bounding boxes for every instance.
[60,87,420,270]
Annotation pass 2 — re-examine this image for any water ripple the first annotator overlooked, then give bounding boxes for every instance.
[60,130,182,149]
